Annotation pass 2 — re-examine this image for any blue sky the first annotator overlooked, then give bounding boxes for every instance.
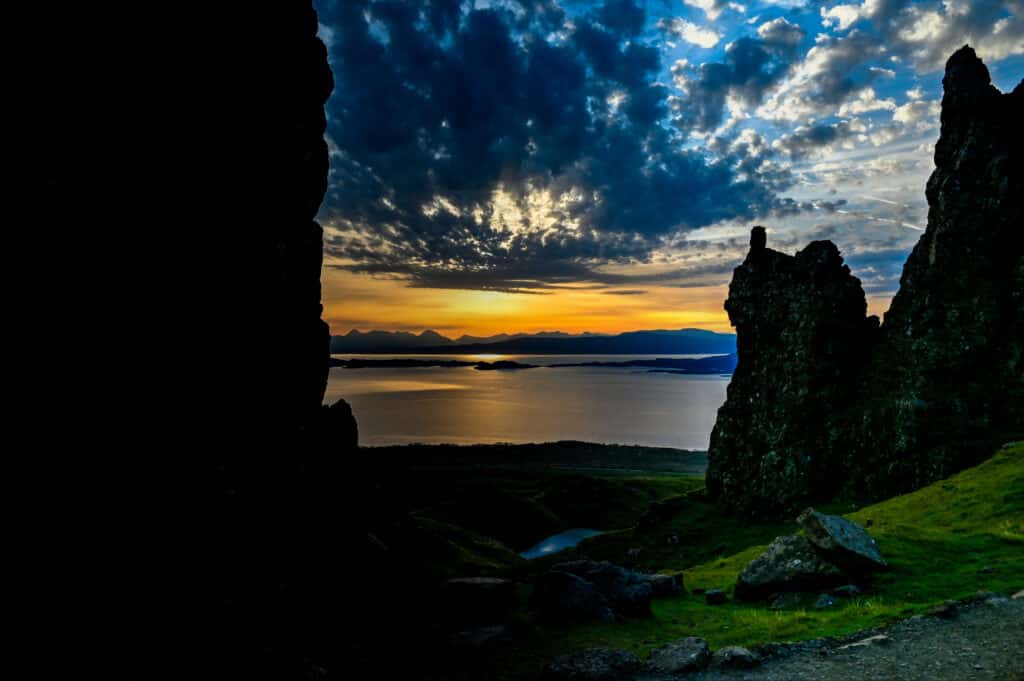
[312,0,1022,334]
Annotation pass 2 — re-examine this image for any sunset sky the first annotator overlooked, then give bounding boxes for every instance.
[313,0,1023,338]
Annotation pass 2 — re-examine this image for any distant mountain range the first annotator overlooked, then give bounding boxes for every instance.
[329,328,736,355]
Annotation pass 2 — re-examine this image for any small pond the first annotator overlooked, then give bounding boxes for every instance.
[520,528,603,560]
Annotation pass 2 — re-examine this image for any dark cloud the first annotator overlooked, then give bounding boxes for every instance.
[771,120,865,160]
[670,18,806,132]
[596,0,646,36]
[314,0,799,291]
[603,289,648,295]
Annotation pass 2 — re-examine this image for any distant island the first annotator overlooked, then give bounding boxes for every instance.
[330,354,738,374]
[330,327,737,355]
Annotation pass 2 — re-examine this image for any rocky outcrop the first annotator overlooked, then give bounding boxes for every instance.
[712,646,761,669]
[531,560,683,622]
[798,508,887,571]
[736,510,886,601]
[532,570,618,623]
[706,230,877,515]
[644,637,712,675]
[735,535,847,601]
[532,557,684,622]
[323,397,360,450]
[707,47,1023,515]
[842,47,1024,500]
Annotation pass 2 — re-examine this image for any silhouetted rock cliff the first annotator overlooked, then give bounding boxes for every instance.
[707,47,1023,516]
[22,4,353,678]
[844,47,1024,500]
[706,231,878,515]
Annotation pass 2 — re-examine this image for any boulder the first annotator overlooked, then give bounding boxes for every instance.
[531,571,615,623]
[551,561,653,617]
[705,588,729,605]
[649,572,683,597]
[644,637,711,675]
[797,508,887,571]
[541,648,640,681]
[712,646,761,669]
[735,535,846,601]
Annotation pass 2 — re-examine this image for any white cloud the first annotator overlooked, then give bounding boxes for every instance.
[838,88,897,116]
[892,99,941,127]
[670,59,691,91]
[757,17,805,46]
[817,0,1024,72]
[756,32,887,121]
[684,0,729,22]
[659,17,724,47]
[821,4,863,30]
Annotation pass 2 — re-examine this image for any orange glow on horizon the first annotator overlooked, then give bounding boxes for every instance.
[322,269,736,338]
[323,269,897,338]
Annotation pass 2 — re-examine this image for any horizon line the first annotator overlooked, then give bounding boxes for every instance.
[331,326,736,337]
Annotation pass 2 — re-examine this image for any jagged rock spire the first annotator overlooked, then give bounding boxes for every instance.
[706,48,1023,516]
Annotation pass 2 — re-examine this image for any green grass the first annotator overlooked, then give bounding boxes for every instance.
[495,442,1024,678]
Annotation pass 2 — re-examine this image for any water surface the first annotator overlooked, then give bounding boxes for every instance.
[520,528,604,560]
[324,354,729,449]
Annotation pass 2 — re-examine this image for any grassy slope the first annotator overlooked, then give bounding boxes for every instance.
[502,442,1024,677]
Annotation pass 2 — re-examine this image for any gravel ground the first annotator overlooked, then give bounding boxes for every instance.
[669,595,1024,681]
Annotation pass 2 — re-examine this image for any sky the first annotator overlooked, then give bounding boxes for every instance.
[313,0,1023,337]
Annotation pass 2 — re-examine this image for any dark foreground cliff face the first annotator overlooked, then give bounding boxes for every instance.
[20,5,363,678]
[707,47,1023,517]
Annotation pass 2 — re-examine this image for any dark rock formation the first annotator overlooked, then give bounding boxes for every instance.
[20,4,359,679]
[735,535,847,601]
[644,637,712,675]
[736,511,887,601]
[707,47,1023,515]
[540,560,655,618]
[843,47,1024,499]
[532,570,617,623]
[322,397,360,451]
[706,236,877,515]
[798,508,887,571]
[712,646,762,669]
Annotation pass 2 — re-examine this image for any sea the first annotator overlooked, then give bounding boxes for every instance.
[324,354,730,450]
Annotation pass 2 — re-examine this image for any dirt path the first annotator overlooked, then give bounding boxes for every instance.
[677,596,1024,681]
